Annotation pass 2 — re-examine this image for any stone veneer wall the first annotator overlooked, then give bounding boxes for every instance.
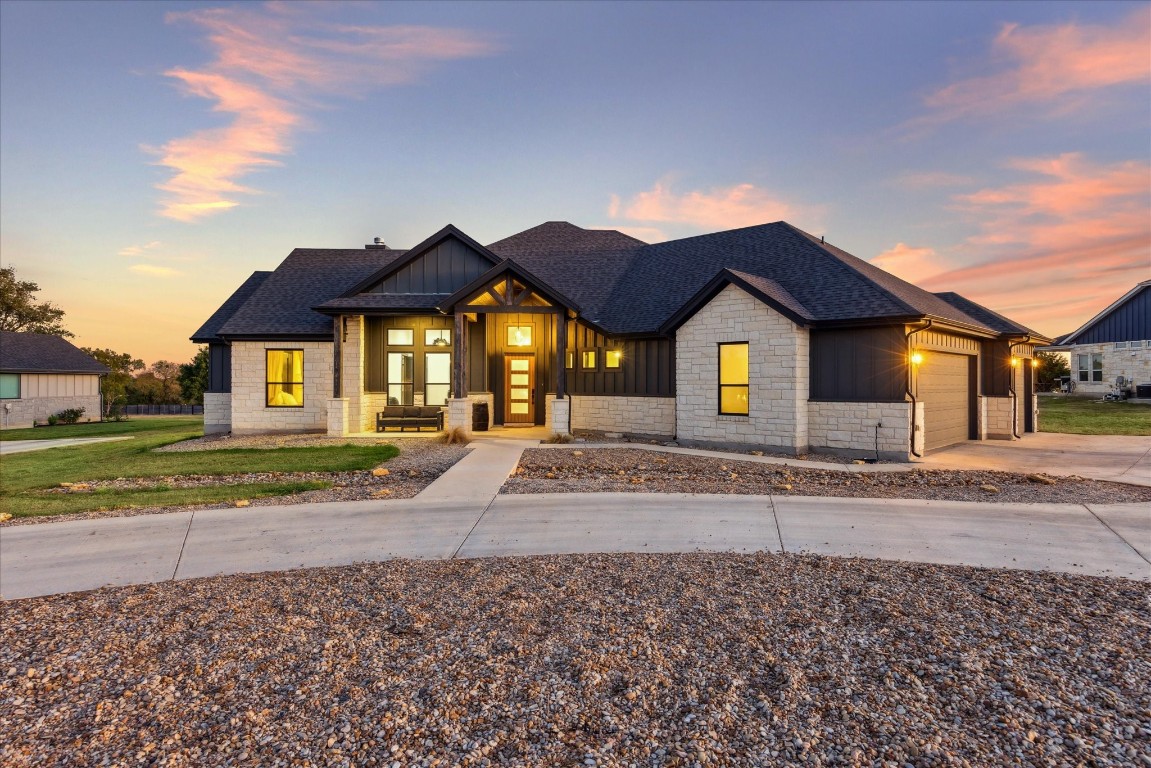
[231,341,333,434]
[807,401,912,460]
[1065,343,1151,396]
[203,392,231,434]
[984,396,1015,440]
[675,284,809,452]
[570,395,676,438]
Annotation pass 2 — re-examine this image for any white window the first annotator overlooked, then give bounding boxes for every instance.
[1114,342,1128,350]
[1077,353,1103,383]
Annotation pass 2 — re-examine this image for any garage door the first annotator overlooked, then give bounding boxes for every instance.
[918,351,970,451]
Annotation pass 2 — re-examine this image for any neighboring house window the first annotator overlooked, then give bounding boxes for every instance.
[718,342,749,415]
[581,350,597,370]
[387,328,414,345]
[605,349,623,370]
[266,350,303,407]
[0,373,19,399]
[1076,353,1103,382]
[1114,342,1128,350]
[388,352,414,405]
[425,352,451,406]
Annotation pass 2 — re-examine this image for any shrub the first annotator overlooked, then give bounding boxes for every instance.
[47,414,58,426]
[56,407,85,424]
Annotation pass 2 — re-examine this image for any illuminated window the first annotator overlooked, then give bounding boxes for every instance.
[266,350,304,407]
[425,352,451,406]
[507,325,533,347]
[0,373,19,399]
[387,352,414,405]
[605,349,622,369]
[425,328,451,347]
[718,342,749,415]
[565,351,574,369]
[581,350,597,370]
[387,328,414,345]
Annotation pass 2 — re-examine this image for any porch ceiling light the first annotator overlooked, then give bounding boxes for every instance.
[910,351,923,365]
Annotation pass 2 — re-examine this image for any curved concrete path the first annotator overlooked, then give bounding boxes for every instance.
[2,438,1148,600]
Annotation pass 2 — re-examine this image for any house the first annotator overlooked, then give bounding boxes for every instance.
[1040,281,1151,398]
[192,221,1050,459]
[0,331,109,429]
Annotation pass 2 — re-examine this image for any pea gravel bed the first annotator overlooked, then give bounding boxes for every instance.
[503,448,1151,505]
[2,553,1148,767]
[5,439,471,528]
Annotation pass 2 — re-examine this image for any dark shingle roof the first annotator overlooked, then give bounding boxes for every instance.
[216,248,407,337]
[0,332,109,374]
[314,294,448,311]
[191,271,272,343]
[932,292,1044,338]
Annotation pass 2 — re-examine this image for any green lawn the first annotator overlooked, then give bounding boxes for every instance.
[0,417,399,518]
[1039,396,1151,436]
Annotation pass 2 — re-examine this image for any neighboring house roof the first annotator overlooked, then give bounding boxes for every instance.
[1043,280,1151,348]
[196,220,1037,341]
[214,248,407,338]
[191,271,272,343]
[932,292,1047,340]
[0,332,110,374]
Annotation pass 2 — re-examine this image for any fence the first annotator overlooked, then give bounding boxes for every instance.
[121,404,204,415]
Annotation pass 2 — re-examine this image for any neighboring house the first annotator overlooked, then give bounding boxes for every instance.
[0,331,109,429]
[1041,281,1151,398]
[193,221,1050,459]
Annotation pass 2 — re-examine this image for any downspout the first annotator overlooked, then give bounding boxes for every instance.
[1007,334,1034,440]
[905,319,933,458]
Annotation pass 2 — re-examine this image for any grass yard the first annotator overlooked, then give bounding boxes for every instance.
[0,417,398,518]
[1039,396,1151,435]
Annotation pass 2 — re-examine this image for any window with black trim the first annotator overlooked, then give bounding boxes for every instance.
[605,349,622,370]
[266,349,304,407]
[425,352,451,406]
[565,351,574,369]
[581,350,597,370]
[718,342,749,415]
[0,373,19,399]
[388,352,414,405]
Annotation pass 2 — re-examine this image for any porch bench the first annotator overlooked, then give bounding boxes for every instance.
[376,406,445,432]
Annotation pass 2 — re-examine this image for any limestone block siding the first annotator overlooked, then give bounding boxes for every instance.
[230,341,332,434]
[808,401,911,460]
[1064,343,1151,396]
[570,395,675,438]
[203,392,231,434]
[675,284,809,452]
[984,396,1015,440]
[0,373,101,430]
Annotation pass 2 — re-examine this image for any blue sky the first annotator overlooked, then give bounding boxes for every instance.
[2,0,1148,363]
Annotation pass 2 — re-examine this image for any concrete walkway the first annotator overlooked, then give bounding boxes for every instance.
[3,436,1149,600]
[0,436,134,455]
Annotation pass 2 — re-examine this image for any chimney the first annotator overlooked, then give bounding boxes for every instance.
[366,236,388,250]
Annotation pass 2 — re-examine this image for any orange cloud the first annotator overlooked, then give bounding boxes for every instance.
[871,243,951,285]
[611,181,818,232]
[152,3,498,221]
[920,153,1150,336]
[129,264,184,278]
[909,8,1150,130]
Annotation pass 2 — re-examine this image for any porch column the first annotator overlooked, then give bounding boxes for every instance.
[448,311,472,436]
[332,315,342,398]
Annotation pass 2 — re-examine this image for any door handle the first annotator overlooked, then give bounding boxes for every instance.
[530,388,535,404]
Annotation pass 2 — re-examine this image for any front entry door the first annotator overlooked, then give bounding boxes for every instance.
[504,354,535,424]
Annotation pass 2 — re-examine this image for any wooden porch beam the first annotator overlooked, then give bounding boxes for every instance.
[453,311,468,399]
[556,312,566,400]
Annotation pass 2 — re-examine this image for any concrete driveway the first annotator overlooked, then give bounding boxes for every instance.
[919,432,1151,486]
[0,436,134,454]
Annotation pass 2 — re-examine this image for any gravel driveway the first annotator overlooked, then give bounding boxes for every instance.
[2,553,1147,767]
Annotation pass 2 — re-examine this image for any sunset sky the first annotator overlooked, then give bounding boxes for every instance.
[1,0,1148,365]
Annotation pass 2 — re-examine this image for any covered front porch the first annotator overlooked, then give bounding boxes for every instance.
[325,260,578,438]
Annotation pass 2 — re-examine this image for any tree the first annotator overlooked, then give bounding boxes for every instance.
[0,265,73,337]
[126,361,182,405]
[82,347,144,417]
[1035,350,1070,391]
[178,347,210,405]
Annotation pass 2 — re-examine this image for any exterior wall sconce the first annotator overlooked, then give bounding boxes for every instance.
[910,351,923,365]
[1030,358,1038,368]
[1010,356,1019,367]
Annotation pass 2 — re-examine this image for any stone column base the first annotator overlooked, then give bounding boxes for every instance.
[327,397,349,437]
[203,392,232,434]
[549,396,571,436]
[447,398,472,437]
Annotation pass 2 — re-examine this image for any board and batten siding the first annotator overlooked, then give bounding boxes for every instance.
[1071,285,1150,344]
[809,327,906,402]
[364,240,492,294]
[0,373,102,429]
[17,373,100,398]
[566,322,674,397]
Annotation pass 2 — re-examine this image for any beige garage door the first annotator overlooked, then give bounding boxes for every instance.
[919,351,971,451]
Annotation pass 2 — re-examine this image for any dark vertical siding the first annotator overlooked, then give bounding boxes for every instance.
[207,343,231,393]
[809,327,906,401]
[364,315,454,394]
[468,316,486,393]
[367,240,493,294]
[564,321,674,397]
[1073,286,1150,344]
[981,340,1011,396]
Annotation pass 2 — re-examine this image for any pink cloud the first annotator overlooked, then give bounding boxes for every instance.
[908,8,1150,129]
[870,243,952,285]
[611,181,818,232]
[151,3,498,221]
[919,153,1150,336]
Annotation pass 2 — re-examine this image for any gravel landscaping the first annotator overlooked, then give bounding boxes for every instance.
[2,552,1148,767]
[504,448,1151,504]
[5,439,471,527]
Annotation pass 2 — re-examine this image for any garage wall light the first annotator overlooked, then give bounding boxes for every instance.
[1031,358,1038,368]
[1010,356,1019,367]
[910,351,923,365]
